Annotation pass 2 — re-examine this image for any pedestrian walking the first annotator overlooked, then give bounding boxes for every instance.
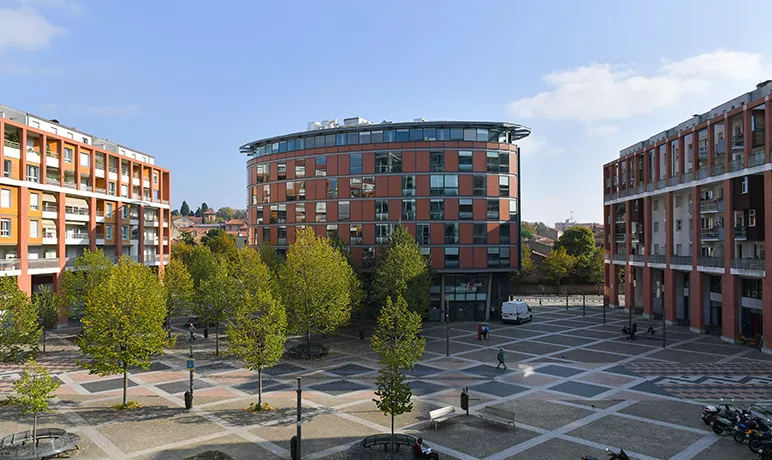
[496,347,507,369]
[481,324,489,342]
[188,322,196,341]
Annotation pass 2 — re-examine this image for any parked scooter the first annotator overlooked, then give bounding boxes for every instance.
[581,448,630,460]
[747,426,772,454]
[757,440,772,460]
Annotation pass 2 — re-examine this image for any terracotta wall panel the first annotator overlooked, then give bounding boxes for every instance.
[460,247,474,269]
[388,176,401,197]
[445,198,459,220]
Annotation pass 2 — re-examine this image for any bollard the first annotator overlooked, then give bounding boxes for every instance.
[460,387,469,415]
[184,391,193,410]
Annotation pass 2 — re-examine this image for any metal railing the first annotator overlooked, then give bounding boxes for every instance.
[25,175,39,183]
[64,206,89,216]
[698,256,724,267]
[701,227,720,240]
[636,185,644,194]
[731,258,765,271]
[619,189,627,198]
[735,225,747,239]
[27,258,60,269]
[749,152,766,167]
[95,161,105,170]
[42,231,56,239]
[42,204,57,213]
[671,255,693,265]
[95,210,105,217]
[629,254,644,263]
[615,233,626,242]
[79,184,92,192]
[711,164,725,175]
[700,200,720,213]
[161,199,169,205]
[0,259,20,271]
[729,158,744,172]
[696,168,708,180]
[95,187,106,194]
[657,179,666,189]
[649,255,666,264]
[732,135,744,148]
[67,232,89,239]
[62,181,77,189]
[611,254,626,262]
[668,176,678,186]
[682,171,692,182]
[3,140,20,149]
[646,183,653,192]
[109,166,118,173]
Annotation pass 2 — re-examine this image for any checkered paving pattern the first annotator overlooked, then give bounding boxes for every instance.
[625,362,772,375]
[660,383,772,400]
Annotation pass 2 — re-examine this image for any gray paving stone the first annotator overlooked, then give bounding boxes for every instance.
[81,378,138,393]
[233,379,291,394]
[407,380,448,396]
[548,381,611,398]
[537,364,585,378]
[504,341,567,356]
[532,334,597,347]
[557,349,626,363]
[520,323,573,333]
[326,363,376,377]
[458,364,514,379]
[603,365,640,377]
[156,379,212,394]
[468,380,528,397]
[309,380,370,396]
[405,364,444,378]
[130,362,172,373]
[194,362,238,375]
[628,380,675,397]
[263,362,308,376]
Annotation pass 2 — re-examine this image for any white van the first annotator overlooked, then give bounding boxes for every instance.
[501,300,532,324]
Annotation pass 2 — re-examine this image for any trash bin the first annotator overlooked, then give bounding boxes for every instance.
[203,327,209,339]
[184,391,193,409]
[290,435,298,460]
[460,387,469,413]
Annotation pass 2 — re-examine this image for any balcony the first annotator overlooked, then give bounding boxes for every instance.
[109,166,118,173]
[615,215,626,224]
[45,149,58,159]
[649,255,666,264]
[27,258,60,270]
[731,258,765,271]
[696,168,708,180]
[79,183,92,192]
[636,185,644,194]
[42,231,57,243]
[631,232,642,243]
[95,187,106,194]
[749,152,766,167]
[42,204,57,213]
[612,254,626,262]
[629,254,644,263]
[698,146,708,158]
[729,158,744,172]
[668,176,678,186]
[604,193,611,202]
[735,225,747,240]
[682,171,692,182]
[62,181,77,189]
[64,206,89,217]
[657,179,666,189]
[615,233,626,243]
[698,256,725,267]
[95,161,105,171]
[700,199,722,213]
[646,183,653,192]
[701,227,721,240]
[711,164,725,175]
[67,231,89,239]
[732,135,744,149]
[0,259,20,271]
[25,175,39,183]
[619,189,627,198]
[671,255,693,266]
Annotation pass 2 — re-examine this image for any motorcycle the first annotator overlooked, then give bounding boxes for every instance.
[581,448,630,460]
[758,440,772,460]
[748,427,772,454]
[706,403,747,435]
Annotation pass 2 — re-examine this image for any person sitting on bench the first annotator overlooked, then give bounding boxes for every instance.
[412,437,439,459]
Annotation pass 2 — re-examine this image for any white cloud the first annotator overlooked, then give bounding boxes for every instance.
[507,50,769,122]
[585,124,618,136]
[517,135,564,156]
[0,5,65,54]
[18,0,84,15]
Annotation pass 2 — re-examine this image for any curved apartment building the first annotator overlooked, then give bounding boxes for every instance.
[242,118,529,321]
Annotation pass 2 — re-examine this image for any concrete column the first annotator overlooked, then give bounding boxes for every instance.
[678,136,685,180]
[665,140,673,179]
[157,207,165,277]
[665,192,674,265]
[692,128,699,172]
[766,100,772,163]
[642,266,653,318]
[763,170,772,352]
[691,187,701,265]
[654,145,661,187]
[722,177,737,342]
[690,271,706,333]
[643,150,651,185]
[725,118,732,170]
[138,204,145,263]
[625,200,634,311]
[56,192,66,270]
[664,269,677,323]
[744,108,752,168]
[40,133,47,184]
[707,124,715,176]
[88,196,97,251]
[609,263,619,307]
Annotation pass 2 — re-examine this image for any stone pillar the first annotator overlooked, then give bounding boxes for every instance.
[744,108,752,168]
[763,170,772,352]
[609,263,619,308]
[690,271,706,333]
[722,177,737,342]
[707,124,715,176]
[642,266,653,319]
[665,140,673,180]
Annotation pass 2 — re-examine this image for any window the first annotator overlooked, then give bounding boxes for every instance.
[262,227,270,243]
[675,244,682,255]
[464,129,476,141]
[278,226,287,245]
[499,176,509,197]
[654,243,660,255]
[654,200,659,211]
[80,153,90,167]
[3,160,10,178]
[339,201,350,221]
[473,175,486,196]
[105,203,113,217]
[350,224,363,244]
[108,182,116,196]
[675,195,681,207]
[487,247,501,267]
[458,151,473,171]
[444,223,459,244]
[269,205,278,224]
[445,247,459,268]
[122,206,129,219]
[350,154,362,175]
[106,225,113,240]
[121,184,128,198]
[30,193,39,211]
[315,202,327,222]
[430,151,444,172]
[64,147,73,163]
[499,152,510,173]
[122,225,129,240]
[375,200,389,221]
[153,172,158,184]
[459,199,473,219]
[486,151,499,172]
[26,165,38,182]
[297,181,306,200]
[30,220,39,238]
[296,203,306,223]
[350,177,362,197]
[277,163,287,180]
[402,175,416,196]
[742,177,749,194]
[742,278,763,299]
[500,223,510,244]
[315,156,327,176]
[654,222,659,233]
[430,199,444,220]
[473,224,487,244]
[416,223,430,245]
[676,219,682,231]
[487,199,499,219]
[749,209,757,227]
[430,174,458,196]
[286,182,297,201]
[376,223,391,245]
[295,159,306,178]
[375,152,402,173]
[509,199,518,219]
[0,189,10,208]
[263,184,270,203]
[363,176,375,197]
[500,247,510,266]
[402,199,416,220]
[327,178,338,198]
[0,219,10,237]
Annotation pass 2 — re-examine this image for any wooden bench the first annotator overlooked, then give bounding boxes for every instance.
[429,406,456,430]
[481,406,516,429]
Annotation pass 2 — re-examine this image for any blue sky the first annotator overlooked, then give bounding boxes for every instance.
[2,0,772,225]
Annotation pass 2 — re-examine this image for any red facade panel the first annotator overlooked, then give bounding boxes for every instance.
[474,248,487,269]
[362,200,375,221]
[404,223,416,238]
[351,247,362,267]
[363,152,375,174]
[416,198,429,220]
[459,223,473,244]
[375,176,389,197]
[445,150,458,172]
[431,223,444,245]
[338,154,350,175]
[402,151,416,172]
[389,199,401,220]
[416,175,429,196]
[510,150,518,175]
[388,176,401,197]
[351,200,363,221]
[510,246,519,268]
[459,175,473,196]
[460,247,474,269]
[270,226,278,245]
[498,198,508,221]
[287,159,296,180]
[276,183,286,203]
[487,223,500,244]
[339,179,350,198]
[327,155,338,176]
[415,150,430,172]
[445,198,459,220]
[487,176,498,196]
[473,150,486,172]
[315,179,326,200]
[431,248,444,269]
[286,204,296,223]
[363,223,375,245]
[473,199,486,221]
[327,201,338,222]
[269,162,278,181]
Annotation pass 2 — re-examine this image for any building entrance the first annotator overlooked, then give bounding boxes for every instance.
[444,274,490,322]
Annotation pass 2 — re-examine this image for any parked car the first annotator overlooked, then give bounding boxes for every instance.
[501,300,532,324]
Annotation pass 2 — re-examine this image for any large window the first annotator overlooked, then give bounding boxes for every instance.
[444,223,459,244]
[30,193,39,211]
[363,176,375,197]
[473,224,487,244]
[2,160,10,178]
[80,153,90,168]
[296,203,306,222]
[277,162,287,180]
[262,184,270,203]
[416,223,430,245]
[488,247,510,268]
[742,278,762,299]
[278,226,287,245]
[402,199,416,220]
[0,189,10,208]
[473,175,486,196]
[30,220,39,238]
[376,224,391,245]
[297,181,306,200]
[458,151,473,172]
[339,201,350,221]
[350,224,362,245]
[0,219,10,237]
[430,151,444,172]
[375,152,402,173]
[445,248,459,268]
[26,165,38,182]
[402,175,416,196]
[509,199,518,219]
[430,175,458,196]
[286,182,297,201]
[459,199,473,219]
[64,147,73,163]
[350,153,362,175]
[486,151,499,173]
[430,199,444,220]
[487,199,499,219]
[499,176,509,197]
[500,223,510,244]
[350,177,362,197]
[375,200,389,221]
[499,152,510,173]
[315,202,327,222]
[327,178,338,198]
[315,156,327,176]
[295,160,305,178]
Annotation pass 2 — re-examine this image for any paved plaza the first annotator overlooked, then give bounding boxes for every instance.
[2,302,772,459]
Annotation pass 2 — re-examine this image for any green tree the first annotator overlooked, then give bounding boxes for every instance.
[228,289,286,409]
[162,259,194,338]
[186,245,219,288]
[371,295,425,456]
[522,222,536,241]
[228,247,273,298]
[544,247,575,293]
[216,206,235,221]
[511,245,536,284]
[555,226,596,258]
[279,227,354,352]
[233,209,248,220]
[0,278,40,362]
[171,209,180,217]
[201,228,237,261]
[77,259,172,406]
[178,231,196,246]
[7,360,60,453]
[534,221,548,235]
[258,242,284,273]
[328,230,365,315]
[60,249,113,320]
[196,261,242,356]
[194,208,202,217]
[574,246,604,285]
[34,286,59,353]
[373,224,432,314]
[201,202,209,213]
[180,200,191,217]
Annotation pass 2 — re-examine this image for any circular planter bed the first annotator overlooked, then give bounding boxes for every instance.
[286,343,329,360]
[0,428,80,459]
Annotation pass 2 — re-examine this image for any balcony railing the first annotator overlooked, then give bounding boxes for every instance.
[671,255,693,265]
[612,254,626,262]
[95,187,106,194]
[701,227,720,240]
[604,194,611,202]
[161,199,170,205]
[646,183,653,192]
[27,258,60,269]
[731,258,765,271]
[79,184,92,192]
[95,161,105,170]
[668,176,678,186]
[735,225,747,239]
[42,231,56,239]
[657,179,666,189]
[629,254,644,263]
[95,210,105,217]
[732,135,744,148]
[697,256,724,267]
[67,232,89,239]
[109,166,118,173]
[696,168,708,180]
[682,171,692,182]
[636,185,643,194]
[0,259,20,271]
[729,158,744,172]
[42,204,57,213]
[64,206,89,216]
[649,255,666,264]
[700,199,721,213]
[62,181,77,189]
[3,140,19,149]
[749,152,766,167]
[711,164,725,176]
[46,150,58,159]
[615,233,626,243]
[25,175,39,183]
[619,189,627,198]
[698,146,708,158]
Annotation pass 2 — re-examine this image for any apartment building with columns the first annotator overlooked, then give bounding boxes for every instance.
[603,81,772,347]
[0,104,171,297]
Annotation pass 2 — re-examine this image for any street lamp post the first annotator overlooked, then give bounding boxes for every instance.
[659,284,666,348]
[445,302,450,357]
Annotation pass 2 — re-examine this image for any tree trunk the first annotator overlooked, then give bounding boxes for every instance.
[122,365,128,406]
[306,331,311,353]
[168,315,172,340]
[215,322,219,357]
[42,329,46,353]
[390,412,395,460]
[32,412,38,454]
[258,367,262,408]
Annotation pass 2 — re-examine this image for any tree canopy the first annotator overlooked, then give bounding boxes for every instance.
[511,245,536,284]
[0,277,40,362]
[201,228,237,261]
[258,242,284,273]
[373,224,432,314]
[521,222,536,241]
[216,206,235,221]
[34,286,59,353]
[544,247,575,287]
[180,200,191,216]
[8,360,60,452]
[162,258,194,335]
[60,249,113,319]
[555,226,596,258]
[195,260,242,356]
